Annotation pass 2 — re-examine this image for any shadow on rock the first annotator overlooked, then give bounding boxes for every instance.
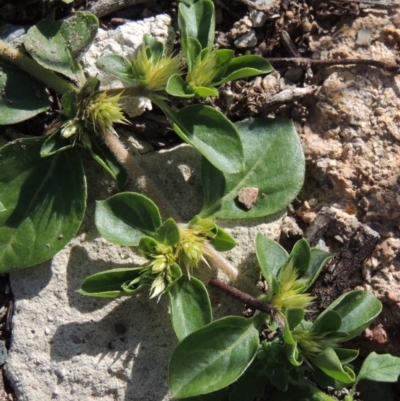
[50,294,177,401]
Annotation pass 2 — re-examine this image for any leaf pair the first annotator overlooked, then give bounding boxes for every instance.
[171,0,272,98]
[283,291,382,383]
[256,235,333,304]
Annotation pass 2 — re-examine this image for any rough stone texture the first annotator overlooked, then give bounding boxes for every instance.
[81,15,174,118]
[298,8,400,312]
[4,140,284,401]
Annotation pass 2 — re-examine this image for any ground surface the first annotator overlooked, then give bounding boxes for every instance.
[1,0,400,400]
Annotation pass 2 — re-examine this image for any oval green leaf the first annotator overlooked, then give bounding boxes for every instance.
[0,61,51,125]
[169,275,212,341]
[178,0,215,52]
[96,55,135,83]
[24,12,98,82]
[208,225,236,252]
[0,137,86,272]
[155,218,180,247]
[217,55,273,85]
[287,238,311,278]
[166,74,195,98]
[313,347,356,383]
[255,234,288,289]
[358,352,400,383]
[170,104,244,174]
[79,267,144,298]
[323,290,382,341]
[169,316,259,398]
[200,117,305,219]
[303,248,334,290]
[95,192,162,246]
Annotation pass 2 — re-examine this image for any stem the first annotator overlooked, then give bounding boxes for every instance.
[209,278,275,315]
[0,39,75,95]
[100,128,180,221]
[204,243,261,297]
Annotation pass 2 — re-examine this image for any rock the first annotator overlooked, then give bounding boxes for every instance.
[234,30,257,48]
[356,29,373,46]
[0,340,7,365]
[249,9,267,28]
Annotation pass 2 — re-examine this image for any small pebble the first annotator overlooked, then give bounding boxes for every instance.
[0,340,7,365]
[249,9,267,28]
[45,327,51,335]
[234,30,257,48]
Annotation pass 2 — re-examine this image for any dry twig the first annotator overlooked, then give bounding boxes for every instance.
[269,57,400,73]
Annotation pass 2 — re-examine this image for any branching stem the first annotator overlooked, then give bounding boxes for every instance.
[0,39,76,95]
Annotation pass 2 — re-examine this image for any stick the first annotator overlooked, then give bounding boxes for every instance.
[84,0,149,18]
[268,57,400,73]
[209,278,275,315]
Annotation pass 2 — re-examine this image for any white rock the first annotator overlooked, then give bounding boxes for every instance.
[234,30,258,48]
[249,9,267,28]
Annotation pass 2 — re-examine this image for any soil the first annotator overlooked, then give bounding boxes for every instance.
[1,0,400,400]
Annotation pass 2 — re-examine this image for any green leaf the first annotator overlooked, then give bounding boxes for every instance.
[192,86,219,97]
[0,202,5,212]
[255,234,288,291]
[286,308,304,330]
[335,348,358,364]
[89,136,128,191]
[155,218,180,247]
[169,275,212,341]
[138,236,158,256]
[358,352,400,383]
[0,137,86,272]
[283,314,302,366]
[157,102,244,174]
[303,248,334,290]
[313,347,356,383]
[323,291,382,341]
[166,74,195,98]
[40,130,74,157]
[78,267,144,298]
[208,225,236,252]
[186,37,203,71]
[143,34,164,62]
[24,12,98,83]
[0,61,51,125]
[169,316,260,398]
[178,0,215,61]
[200,117,305,219]
[216,55,273,85]
[95,192,162,246]
[287,238,311,278]
[96,55,135,83]
[167,263,184,290]
[311,310,342,335]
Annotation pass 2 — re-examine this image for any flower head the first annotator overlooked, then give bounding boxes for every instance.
[176,228,207,273]
[61,78,128,143]
[186,50,220,89]
[131,44,182,92]
[270,260,314,311]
